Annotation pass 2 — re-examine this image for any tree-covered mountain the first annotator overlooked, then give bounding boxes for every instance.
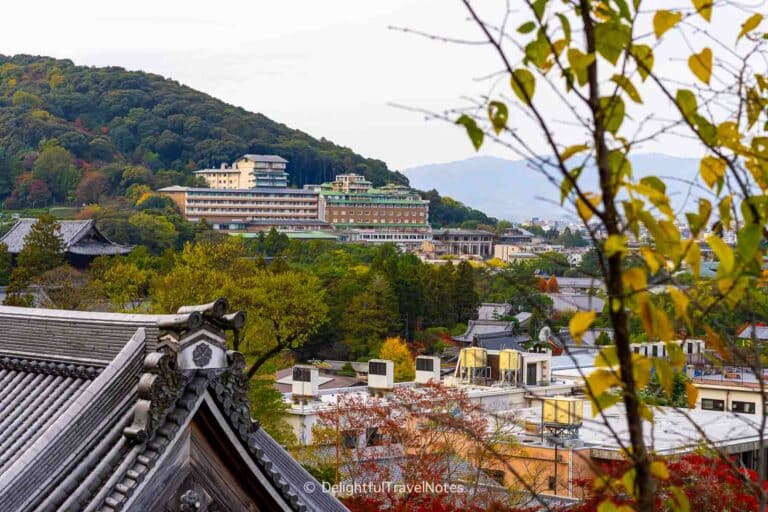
[0,54,404,196]
[0,54,496,227]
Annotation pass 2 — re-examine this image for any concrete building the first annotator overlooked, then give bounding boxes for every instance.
[314,174,431,248]
[432,229,494,259]
[159,185,324,232]
[194,154,289,189]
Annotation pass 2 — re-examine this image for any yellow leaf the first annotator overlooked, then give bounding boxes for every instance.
[688,48,712,85]
[622,267,647,292]
[685,381,699,408]
[653,10,682,39]
[738,13,763,41]
[633,356,653,389]
[655,358,673,397]
[605,234,628,257]
[699,155,726,190]
[570,310,597,343]
[684,240,701,278]
[707,235,734,274]
[576,192,601,221]
[611,74,643,103]
[595,346,619,368]
[667,286,689,319]
[651,460,670,480]
[561,144,590,161]
[692,0,712,22]
[586,368,619,398]
[641,247,662,274]
[511,68,536,104]
[652,305,675,341]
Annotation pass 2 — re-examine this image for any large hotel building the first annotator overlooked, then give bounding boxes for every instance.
[160,155,431,245]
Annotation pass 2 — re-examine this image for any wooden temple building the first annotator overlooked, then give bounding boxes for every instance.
[0,299,346,511]
[0,218,132,265]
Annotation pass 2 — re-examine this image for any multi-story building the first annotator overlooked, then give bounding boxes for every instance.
[313,174,432,247]
[194,154,289,189]
[432,229,495,258]
[158,185,327,232]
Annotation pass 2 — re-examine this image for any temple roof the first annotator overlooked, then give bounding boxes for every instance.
[0,218,132,256]
[0,301,346,512]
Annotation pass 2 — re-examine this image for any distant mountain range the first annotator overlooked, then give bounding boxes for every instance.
[403,154,701,222]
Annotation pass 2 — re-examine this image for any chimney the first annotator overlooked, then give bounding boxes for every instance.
[415,356,441,384]
[291,365,319,401]
[367,359,394,392]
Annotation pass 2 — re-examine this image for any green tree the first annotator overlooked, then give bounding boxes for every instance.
[31,146,80,201]
[5,215,65,305]
[127,212,178,253]
[454,260,479,323]
[342,273,400,358]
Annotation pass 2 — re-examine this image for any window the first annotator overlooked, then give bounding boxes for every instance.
[343,432,358,449]
[701,398,725,411]
[652,345,658,357]
[366,427,383,447]
[548,476,556,491]
[732,401,756,414]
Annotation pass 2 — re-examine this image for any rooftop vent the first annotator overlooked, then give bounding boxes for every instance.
[368,359,394,391]
[291,365,319,400]
[415,356,441,385]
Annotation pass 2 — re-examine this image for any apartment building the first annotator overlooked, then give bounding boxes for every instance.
[158,185,324,232]
[194,154,289,189]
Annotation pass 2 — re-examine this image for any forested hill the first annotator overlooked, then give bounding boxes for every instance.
[0,54,497,227]
[0,54,404,192]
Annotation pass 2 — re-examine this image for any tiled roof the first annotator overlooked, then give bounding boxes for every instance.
[0,219,132,256]
[0,304,345,512]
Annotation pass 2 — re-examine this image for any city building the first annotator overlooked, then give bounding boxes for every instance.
[495,400,767,498]
[282,346,576,446]
[498,226,536,244]
[159,185,326,233]
[314,174,431,248]
[432,229,494,259]
[0,300,344,512]
[194,154,289,189]
[0,218,132,266]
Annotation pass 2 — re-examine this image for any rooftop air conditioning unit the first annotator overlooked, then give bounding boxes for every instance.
[368,359,394,391]
[291,365,319,399]
[415,356,441,384]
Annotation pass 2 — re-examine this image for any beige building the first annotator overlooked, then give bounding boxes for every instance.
[158,185,324,232]
[194,154,289,189]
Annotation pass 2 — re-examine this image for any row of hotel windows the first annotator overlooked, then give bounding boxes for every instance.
[436,236,492,242]
[189,208,317,214]
[701,398,759,414]
[190,192,315,198]
[332,219,426,224]
[327,203,424,208]
[188,200,316,207]
[358,233,430,240]
[333,211,425,217]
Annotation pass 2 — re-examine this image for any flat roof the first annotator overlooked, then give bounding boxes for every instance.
[513,402,766,455]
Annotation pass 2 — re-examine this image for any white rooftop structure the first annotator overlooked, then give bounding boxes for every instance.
[514,402,766,458]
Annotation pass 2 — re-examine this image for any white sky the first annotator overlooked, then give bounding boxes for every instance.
[0,1,763,171]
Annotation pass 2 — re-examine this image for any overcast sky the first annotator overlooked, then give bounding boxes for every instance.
[0,1,762,172]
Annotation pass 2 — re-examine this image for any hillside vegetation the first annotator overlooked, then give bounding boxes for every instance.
[0,54,494,227]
